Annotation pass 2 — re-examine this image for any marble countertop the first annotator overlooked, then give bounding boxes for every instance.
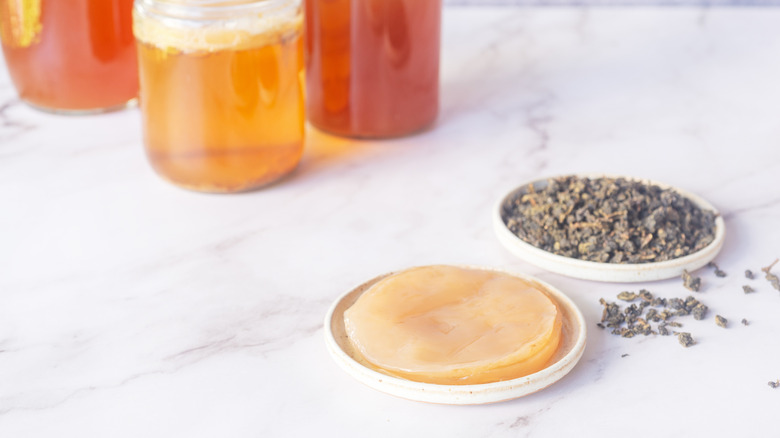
[2,6,780,438]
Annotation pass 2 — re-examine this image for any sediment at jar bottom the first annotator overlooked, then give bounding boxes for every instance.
[146,142,303,193]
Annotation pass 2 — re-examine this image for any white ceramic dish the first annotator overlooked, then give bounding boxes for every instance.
[493,175,726,283]
[324,265,587,405]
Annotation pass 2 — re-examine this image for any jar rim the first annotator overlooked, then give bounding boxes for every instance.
[135,0,299,21]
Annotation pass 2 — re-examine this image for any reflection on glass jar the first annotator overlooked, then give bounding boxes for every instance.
[0,0,138,113]
[134,0,305,193]
[305,0,441,138]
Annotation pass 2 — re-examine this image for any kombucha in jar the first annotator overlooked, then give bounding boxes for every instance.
[0,0,138,113]
[304,0,441,138]
[134,0,304,193]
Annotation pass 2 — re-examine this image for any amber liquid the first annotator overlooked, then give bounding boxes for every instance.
[305,0,441,138]
[0,0,137,112]
[137,32,304,193]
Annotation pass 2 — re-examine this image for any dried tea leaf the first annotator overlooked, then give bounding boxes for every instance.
[682,270,701,292]
[599,298,625,327]
[646,308,659,322]
[745,269,755,280]
[617,291,637,301]
[668,298,685,310]
[692,303,708,321]
[742,285,755,294]
[741,318,749,326]
[708,261,727,277]
[769,380,780,389]
[676,332,695,348]
[715,315,728,328]
[633,318,652,335]
[762,259,780,291]
[675,309,690,317]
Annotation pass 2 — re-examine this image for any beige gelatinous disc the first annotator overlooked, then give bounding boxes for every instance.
[324,265,587,405]
[493,175,726,283]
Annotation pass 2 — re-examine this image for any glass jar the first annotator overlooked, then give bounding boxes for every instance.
[304,0,441,138]
[134,0,304,193]
[0,0,138,114]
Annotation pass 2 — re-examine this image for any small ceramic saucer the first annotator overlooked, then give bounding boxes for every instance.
[493,175,725,283]
[324,265,587,405]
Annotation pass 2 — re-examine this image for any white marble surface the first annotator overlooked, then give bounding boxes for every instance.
[2,6,780,438]
[450,0,776,4]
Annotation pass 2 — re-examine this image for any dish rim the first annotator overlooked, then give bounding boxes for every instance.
[493,174,726,283]
[323,264,587,405]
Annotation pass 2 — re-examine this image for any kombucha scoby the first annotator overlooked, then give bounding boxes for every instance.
[134,1,304,192]
[344,266,563,385]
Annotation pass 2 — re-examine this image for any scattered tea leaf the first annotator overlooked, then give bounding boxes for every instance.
[692,303,708,321]
[745,269,755,280]
[741,318,749,326]
[646,308,659,322]
[761,259,780,291]
[651,297,667,307]
[708,261,727,277]
[617,291,637,301]
[715,315,728,328]
[742,285,755,294]
[682,269,701,292]
[676,332,695,348]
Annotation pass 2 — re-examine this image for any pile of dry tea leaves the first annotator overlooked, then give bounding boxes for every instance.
[597,290,715,347]
[599,260,780,385]
[502,176,717,263]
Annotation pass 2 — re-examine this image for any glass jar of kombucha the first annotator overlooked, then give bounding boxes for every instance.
[134,0,304,193]
[0,0,138,114]
[304,0,441,138]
